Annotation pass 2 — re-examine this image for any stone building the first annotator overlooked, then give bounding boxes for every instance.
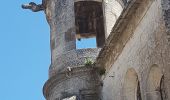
[22,0,170,100]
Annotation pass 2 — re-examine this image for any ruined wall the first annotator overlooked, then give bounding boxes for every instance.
[96,0,170,100]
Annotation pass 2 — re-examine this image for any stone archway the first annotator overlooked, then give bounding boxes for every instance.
[123,68,142,100]
[146,64,163,100]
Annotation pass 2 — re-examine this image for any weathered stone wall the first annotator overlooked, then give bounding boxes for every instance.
[95,0,170,100]
[161,0,170,98]
[45,0,76,64]
[49,48,100,77]
[43,67,101,100]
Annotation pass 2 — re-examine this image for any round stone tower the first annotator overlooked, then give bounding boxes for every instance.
[43,0,105,99]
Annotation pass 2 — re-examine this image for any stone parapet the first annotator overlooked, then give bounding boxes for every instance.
[43,67,101,100]
[49,48,101,77]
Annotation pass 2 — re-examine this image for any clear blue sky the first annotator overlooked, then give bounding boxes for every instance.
[0,0,96,100]
[0,0,50,100]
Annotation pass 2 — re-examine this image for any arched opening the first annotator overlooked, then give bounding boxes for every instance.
[123,68,142,100]
[146,64,164,100]
[74,1,105,48]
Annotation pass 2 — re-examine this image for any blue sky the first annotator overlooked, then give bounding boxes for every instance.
[0,0,50,100]
[0,0,96,100]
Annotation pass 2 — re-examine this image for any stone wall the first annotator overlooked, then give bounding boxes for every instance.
[45,0,76,64]
[49,48,100,77]
[43,67,101,100]
[161,0,170,98]
[95,0,170,100]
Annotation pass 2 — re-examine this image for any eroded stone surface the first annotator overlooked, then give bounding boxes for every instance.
[95,0,170,100]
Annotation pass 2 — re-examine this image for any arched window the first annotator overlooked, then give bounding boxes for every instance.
[146,64,164,100]
[123,68,142,100]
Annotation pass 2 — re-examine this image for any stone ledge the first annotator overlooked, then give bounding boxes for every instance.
[43,67,100,99]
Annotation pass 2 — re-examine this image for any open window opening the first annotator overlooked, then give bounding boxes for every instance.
[74,1,105,49]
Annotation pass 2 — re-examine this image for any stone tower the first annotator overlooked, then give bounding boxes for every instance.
[22,0,124,100]
[42,0,104,99]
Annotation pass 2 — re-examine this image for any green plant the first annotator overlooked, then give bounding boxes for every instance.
[84,58,94,66]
